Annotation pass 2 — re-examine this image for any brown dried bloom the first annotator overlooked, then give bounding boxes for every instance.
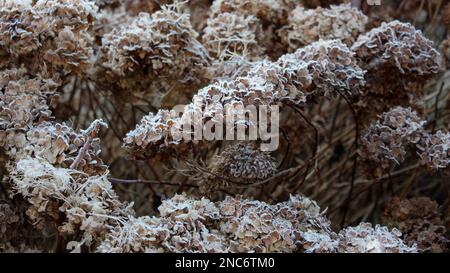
[197,142,277,196]
[0,0,96,75]
[98,193,339,253]
[210,0,295,25]
[279,4,368,52]
[34,0,97,31]
[0,68,59,132]
[218,194,337,253]
[338,222,416,253]
[384,197,449,253]
[0,203,21,246]
[417,131,450,172]
[97,193,226,253]
[23,121,107,174]
[98,193,414,253]
[352,20,441,76]
[202,12,262,59]
[124,40,364,158]
[97,4,210,104]
[352,20,442,100]
[359,107,426,173]
[0,4,46,61]
[207,0,296,59]
[7,157,134,250]
[360,106,449,175]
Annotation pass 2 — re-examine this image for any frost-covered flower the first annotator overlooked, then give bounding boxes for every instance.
[338,223,417,253]
[280,4,367,51]
[384,197,449,253]
[97,4,210,104]
[8,157,134,249]
[197,142,277,195]
[124,40,364,158]
[359,107,426,171]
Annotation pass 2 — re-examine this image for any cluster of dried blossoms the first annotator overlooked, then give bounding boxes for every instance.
[352,20,443,118]
[98,193,415,253]
[0,0,449,253]
[123,39,365,158]
[360,106,449,176]
[0,0,97,76]
[96,3,210,106]
[279,4,368,51]
[194,142,278,196]
[384,197,449,253]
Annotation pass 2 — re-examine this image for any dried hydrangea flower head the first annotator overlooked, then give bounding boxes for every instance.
[352,20,441,77]
[352,20,442,104]
[197,142,277,196]
[383,197,449,253]
[359,107,426,175]
[202,12,262,60]
[98,193,415,253]
[34,0,98,31]
[0,68,59,132]
[123,40,364,158]
[98,193,340,253]
[360,106,450,176]
[218,194,337,253]
[0,3,45,60]
[23,121,107,174]
[210,0,294,25]
[98,193,226,253]
[417,130,450,173]
[8,157,134,250]
[279,4,368,52]
[206,0,297,59]
[0,0,97,76]
[0,203,21,246]
[338,223,417,253]
[97,3,210,105]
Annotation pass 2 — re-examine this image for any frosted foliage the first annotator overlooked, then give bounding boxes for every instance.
[0,0,96,75]
[124,40,365,157]
[360,107,450,173]
[280,4,368,51]
[418,131,450,172]
[202,12,262,59]
[384,197,449,253]
[352,20,441,76]
[98,194,415,253]
[338,223,416,253]
[98,5,210,98]
[360,107,426,170]
[8,157,134,249]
